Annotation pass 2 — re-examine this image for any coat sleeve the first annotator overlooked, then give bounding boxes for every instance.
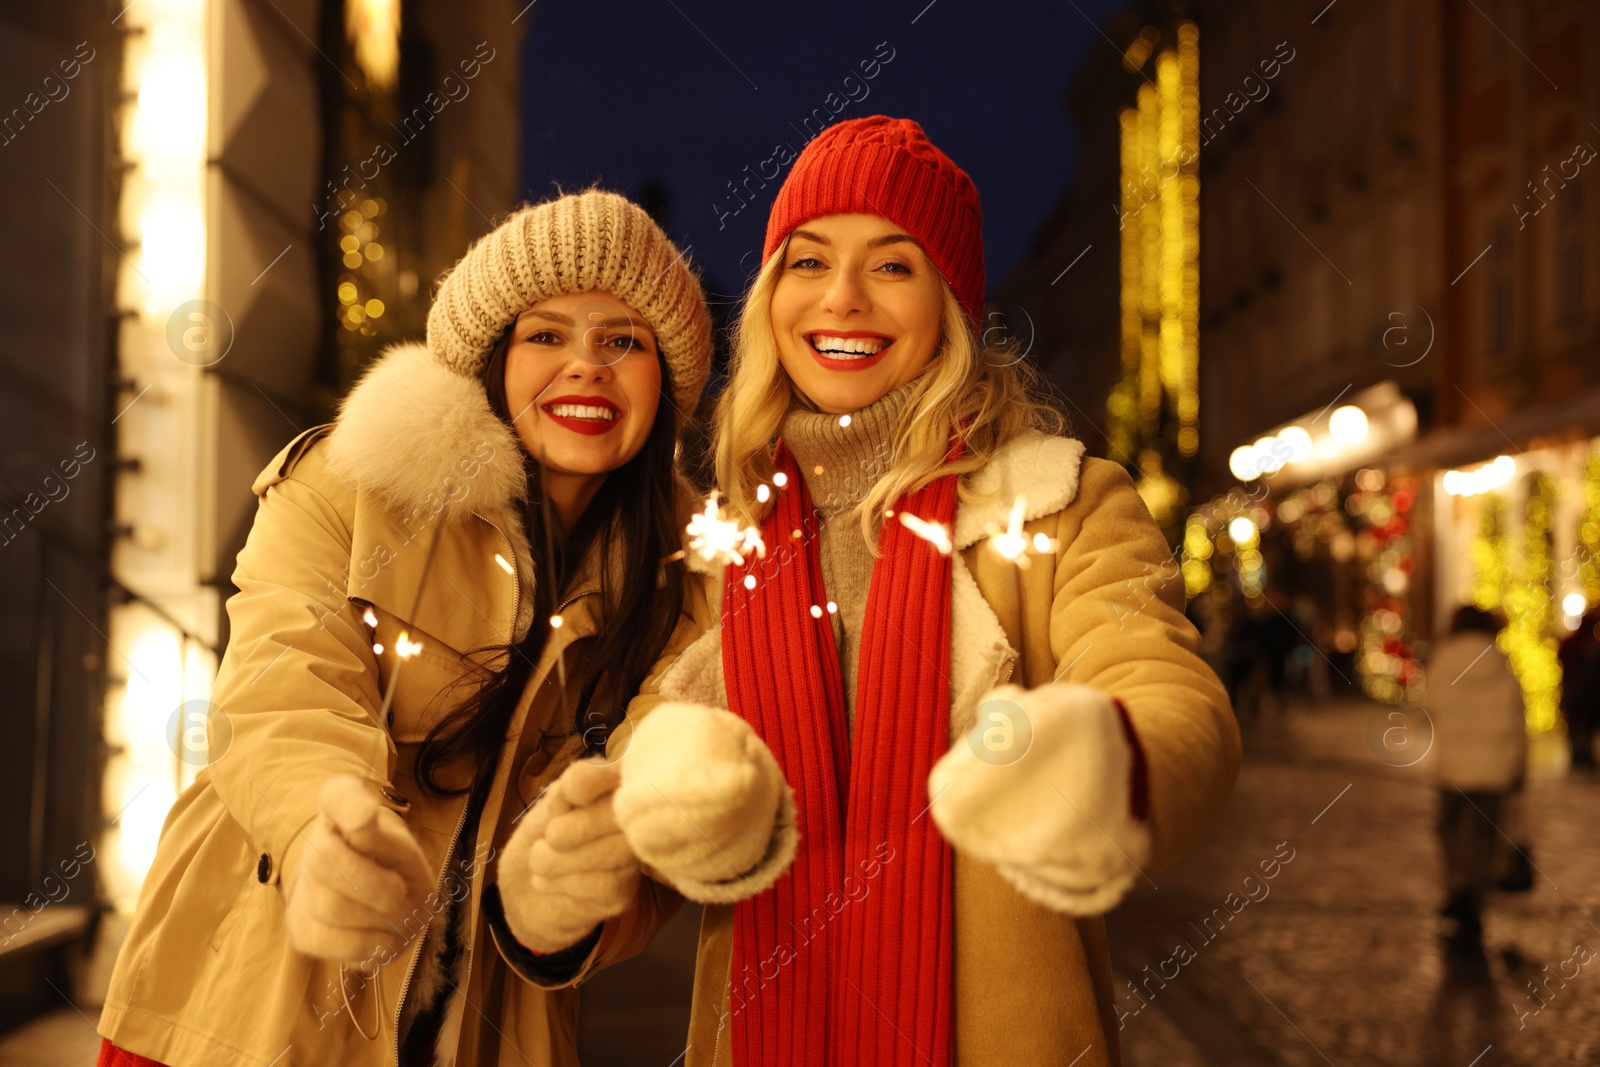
[1047,456,1241,880]
[490,569,714,988]
[205,433,398,894]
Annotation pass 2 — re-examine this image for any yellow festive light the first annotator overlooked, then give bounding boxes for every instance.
[1468,495,1507,611]
[346,0,401,91]
[1578,445,1600,602]
[1499,474,1562,733]
[1109,22,1200,463]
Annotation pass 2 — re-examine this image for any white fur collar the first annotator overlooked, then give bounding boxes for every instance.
[324,342,528,522]
[954,433,1087,550]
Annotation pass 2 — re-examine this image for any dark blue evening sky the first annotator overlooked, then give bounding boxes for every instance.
[517,0,1128,308]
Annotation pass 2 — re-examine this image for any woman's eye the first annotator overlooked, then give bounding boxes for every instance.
[525,330,563,345]
[789,256,824,270]
[877,261,911,275]
[606,334,646,351]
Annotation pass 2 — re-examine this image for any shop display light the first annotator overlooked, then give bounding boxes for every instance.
[1109,22,1200,463]
[1442,455,1516,497]
[1328,405,1369,446]
[107,0,214,910]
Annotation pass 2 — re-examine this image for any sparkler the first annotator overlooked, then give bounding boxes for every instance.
[687,492,767,566]
[989,497,1030,562]
[985,496,1058,568]
[898,512,953,555]
[374,522,440,727]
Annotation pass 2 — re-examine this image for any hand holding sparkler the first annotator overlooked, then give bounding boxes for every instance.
[926,682,1150,918]
[496,758,640,954]
[282,774,434,964]
[612,702,796,903]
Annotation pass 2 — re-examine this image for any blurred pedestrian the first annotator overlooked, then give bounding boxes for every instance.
[1557,607,1600,772]
[1424,604,1528,953]
[1229,588,1300,723]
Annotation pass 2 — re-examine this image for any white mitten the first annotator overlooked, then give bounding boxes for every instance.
[613,702,795,902]
[282,774,435,964]
[496,758,639,954]
[928,683,1151,916]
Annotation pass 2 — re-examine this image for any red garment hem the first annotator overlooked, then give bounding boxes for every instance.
[97,1037,171,1067]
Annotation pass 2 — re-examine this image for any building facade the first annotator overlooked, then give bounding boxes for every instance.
[1004,0,1600,742]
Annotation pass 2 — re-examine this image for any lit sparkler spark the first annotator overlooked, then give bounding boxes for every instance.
[990,497,1030,561]
[986,496,1057,567]
[376,630,425,729]
[898,512,952,555]
[687,493,767,566]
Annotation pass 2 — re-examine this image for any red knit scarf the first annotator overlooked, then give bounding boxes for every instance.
[720,441,957,1067]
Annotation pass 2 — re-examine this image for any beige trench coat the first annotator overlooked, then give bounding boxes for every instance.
[98,342,702,1067]
[659,433,1241,1067]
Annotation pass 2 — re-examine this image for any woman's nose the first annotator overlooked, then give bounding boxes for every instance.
[821,270,869,318]
[566,345,616,379]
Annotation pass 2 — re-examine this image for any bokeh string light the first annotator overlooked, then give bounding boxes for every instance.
[1497,473,1562,734]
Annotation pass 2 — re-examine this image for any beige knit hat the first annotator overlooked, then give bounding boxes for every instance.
[426,189,712,416]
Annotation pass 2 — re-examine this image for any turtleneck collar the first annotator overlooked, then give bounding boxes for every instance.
[779,377,920,520]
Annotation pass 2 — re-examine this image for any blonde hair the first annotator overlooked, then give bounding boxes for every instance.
[714,235,1067,547]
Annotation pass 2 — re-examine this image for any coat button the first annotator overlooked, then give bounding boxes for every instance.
[256,852,271,883]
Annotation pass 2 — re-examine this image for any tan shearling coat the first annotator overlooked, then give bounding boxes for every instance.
[659,433,1241,1067]
[97,342,704,1067]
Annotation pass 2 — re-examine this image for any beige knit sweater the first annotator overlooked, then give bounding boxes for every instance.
[778,379,917,739]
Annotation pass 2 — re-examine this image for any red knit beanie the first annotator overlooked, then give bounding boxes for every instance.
[762,115,986,325]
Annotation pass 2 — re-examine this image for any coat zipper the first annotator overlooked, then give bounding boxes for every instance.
[389,792,472,1066]
[386,515,602,1064]
[389,514,522,1067]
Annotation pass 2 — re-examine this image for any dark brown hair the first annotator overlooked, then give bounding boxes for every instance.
[412,322,686,800]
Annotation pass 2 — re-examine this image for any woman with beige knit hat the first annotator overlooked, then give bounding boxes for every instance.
[591,116,1242,1067]
[95,189,738,1067]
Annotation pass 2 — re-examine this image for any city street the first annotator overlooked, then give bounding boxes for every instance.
[1111,700,1600,1067]
[1,698,1594,1067]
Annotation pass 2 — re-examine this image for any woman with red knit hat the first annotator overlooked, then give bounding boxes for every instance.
[605,116,1241,1066]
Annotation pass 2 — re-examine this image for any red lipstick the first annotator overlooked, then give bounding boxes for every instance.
[541,394,621,436]
[806,331,895,373]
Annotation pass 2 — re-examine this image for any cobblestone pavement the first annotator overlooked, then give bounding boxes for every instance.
[1109,699,1600,1067]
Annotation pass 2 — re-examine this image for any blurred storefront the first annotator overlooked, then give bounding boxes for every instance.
[1005,0,1600,749]
[0,0,526,1028]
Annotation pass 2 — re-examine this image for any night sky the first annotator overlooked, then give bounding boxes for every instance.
[517,0,1128,311]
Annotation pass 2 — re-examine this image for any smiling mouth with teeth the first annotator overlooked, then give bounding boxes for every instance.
[544,404,616,421]
[808,333,892,359]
